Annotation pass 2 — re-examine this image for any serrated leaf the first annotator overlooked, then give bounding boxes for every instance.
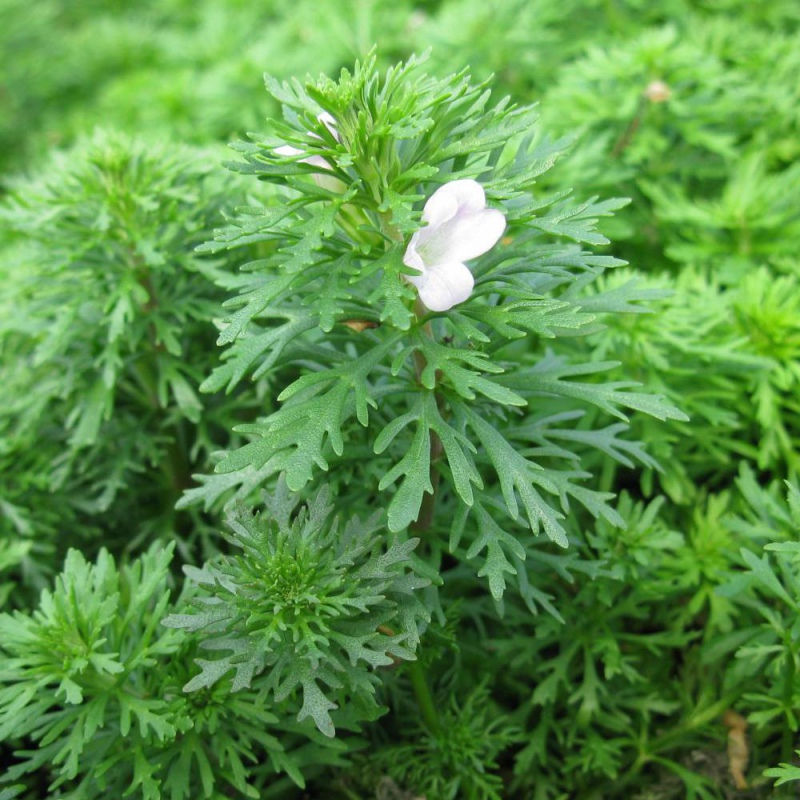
[544,422,660,470]
[462,300,594,339]
[218,337,398,489]
[379,412,433,532]
[462,501,526,601]
[416,335,527,407]
[765,754,800,786]
[378,393,481,531]
[463,405,569,547]
[295,668,339,738]
[216,272,300,345]
[503,351,688,422]
[576,278,669,315]
[280,205,340,272]
[176,459,283,512]
[740,548,797,608]
[765,542,800,555]
[67,379,110,447]
[183,657,237,692]
[366,250,416,330]
[201,311,316,393]
[433,106,538,161]
[530,197,630,245]
[196,205,295,253]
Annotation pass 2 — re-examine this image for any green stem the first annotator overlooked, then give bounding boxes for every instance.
[615,691,742,793]
[130,357,192,495]
[408,659,441,736]
[410,304,445,534]
[782,647,795,761]
[165,421,193,494]
[412,448,442,534]
[407,322,443,727]
[131,358,160,410]
[652,694,739,753]
[378,209,404,245]
[612,95,647,158]
[379,206,443,734]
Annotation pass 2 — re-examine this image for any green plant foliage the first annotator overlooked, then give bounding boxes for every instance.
[576,263,800,503]
[765,753,800,787]
[0,542,349,798]
[711,473,800,787]
[538,10,800,280]
[0,544,183,793]
[368,684,521,800]
[192,55,684,609]
[0,131,252,573]
[165,482,430,737]
[3,1,800,798]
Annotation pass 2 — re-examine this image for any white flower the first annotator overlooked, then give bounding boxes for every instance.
[275,112,339,176]
[403,179,506,312]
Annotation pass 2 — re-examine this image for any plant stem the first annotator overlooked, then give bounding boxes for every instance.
[612,95,647,158]
[615,691,742,793]
[165,421,193,494]
[410,302,445,534]
[131,358,161,410]
[782,648,795,760]
[408,659,441,736]
[412,433,443,534]
[379,208,443,733]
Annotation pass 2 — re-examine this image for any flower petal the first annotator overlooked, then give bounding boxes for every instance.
[403,232,425,271]
[408,260,474,312]
[422,179,487,226]
[304,154,332,170]
[419,207,506,266]
[276,145,333,173]
[317,112,339,140]
[275,144,304,157]
[422,189,459,228]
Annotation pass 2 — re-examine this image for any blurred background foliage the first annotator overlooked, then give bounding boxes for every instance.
[2,0,800,797]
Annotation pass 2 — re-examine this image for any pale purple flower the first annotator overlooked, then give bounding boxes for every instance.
[275,111,341,189]
[403,179,506,312]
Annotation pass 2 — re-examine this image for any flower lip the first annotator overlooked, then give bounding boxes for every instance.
[275,112,339,168]
[316,111,338,139]
[403,179,505,312]
[274,113,343,189]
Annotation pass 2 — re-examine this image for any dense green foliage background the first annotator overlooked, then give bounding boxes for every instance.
[1,0,800,798]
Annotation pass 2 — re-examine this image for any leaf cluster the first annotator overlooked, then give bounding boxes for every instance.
[165,482,430,737]
[0,542,349,799]
[3,2,800,798]
[0,131,256,585]
[191,56,684,618]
